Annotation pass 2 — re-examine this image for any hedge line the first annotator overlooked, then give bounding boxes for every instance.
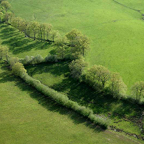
[13,66,109,129]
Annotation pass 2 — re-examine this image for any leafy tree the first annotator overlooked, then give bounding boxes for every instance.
[69,57,88,79]
[0,46,9,61]
[56,46,67,59]
[12,62,27,77]
[19,20,28,35]
[38,23,47,41]
[75,35,90,56]
[66,29,82,47]
[109,72,127,96]
[11,17,23,30]
[1,1,11,11]
[86,65,110,89]
[3,12,13,23]
[0,12,3,22]
[50,30,59,42]
[45,24,52,41]
[66,29,90,56]
[28,21,40,40]
[131,81,144,101]
[55,36,68,59]
[9,57,19,68]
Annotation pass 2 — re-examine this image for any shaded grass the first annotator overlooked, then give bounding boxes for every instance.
[26,62,144,136]
[0,61,142,144]
[0,24,55,58]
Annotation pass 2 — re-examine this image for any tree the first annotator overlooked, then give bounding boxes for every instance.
[69,57,88,79]
[45,24,52,41]
[11,17,23,30]
[55,36,68,59]
[12,62,27,77]
[9,57,19,68]
[109,72,127,96]
[28,21,40,40]
[66,29,90,56]
[0,12,3,22]
[38,23,47,41]
[75,35,90,56]
[18,19,28,35]
[86,65,110,89]
[1,1,11,11]
[131,81,144,101]
[66,29,82,47]
[3,12,13,23]
[0,46,9,61]
[50,30,59,42]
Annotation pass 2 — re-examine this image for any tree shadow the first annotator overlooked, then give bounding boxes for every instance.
[25,61,70,77]
[25,62,144,121]
[0,24,53,56]
[0,68,103,132]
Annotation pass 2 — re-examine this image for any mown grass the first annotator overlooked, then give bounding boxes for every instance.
[7,0,144,93]
[26,62,144,136]
[0,62,142,144]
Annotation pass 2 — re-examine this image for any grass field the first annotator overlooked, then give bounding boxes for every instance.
[25,62,143,136]
[1,0,144,143]
[0,62,142,144]
[7,0,144,93]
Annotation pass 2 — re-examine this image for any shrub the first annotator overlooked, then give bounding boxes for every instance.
[9,57,19,68]
[45,54,58,62]
[31,55,44,64]
[131,81,144,102]
[12,62,27,77]
[69,57,88,79]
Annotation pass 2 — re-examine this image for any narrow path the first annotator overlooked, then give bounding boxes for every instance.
[113,0,143,16]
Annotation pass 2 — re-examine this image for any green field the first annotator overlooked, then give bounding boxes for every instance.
[7,0,144,93]
[1,0,144,143]
[25,62,143,136]
[1,62,142,144]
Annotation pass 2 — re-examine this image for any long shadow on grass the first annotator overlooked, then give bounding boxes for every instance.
[0,24,53,55]
[0,63,103,132]
[25,62,143,120]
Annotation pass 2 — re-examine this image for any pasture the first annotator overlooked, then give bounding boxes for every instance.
[1,0,144,143]
[0,62,141,144]
[7,0,144,92]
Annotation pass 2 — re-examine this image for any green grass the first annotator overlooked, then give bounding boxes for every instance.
[0,24,55,58]
[25,62,144,136]
[0,62,142,144]
[7,0,144,93]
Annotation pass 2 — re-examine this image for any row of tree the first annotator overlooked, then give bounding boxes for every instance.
[0,1,90,59]
[69,57,144,102]
[0,43,142,103]
[0,1,143,103]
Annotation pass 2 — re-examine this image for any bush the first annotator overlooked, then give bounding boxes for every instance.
[9,57,19,68]
[45,54,58,62]
[21,55,44,65]
[69,57,88,79]
[12,62,27,77]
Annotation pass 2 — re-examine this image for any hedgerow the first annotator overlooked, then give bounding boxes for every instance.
[10,60,109,129]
